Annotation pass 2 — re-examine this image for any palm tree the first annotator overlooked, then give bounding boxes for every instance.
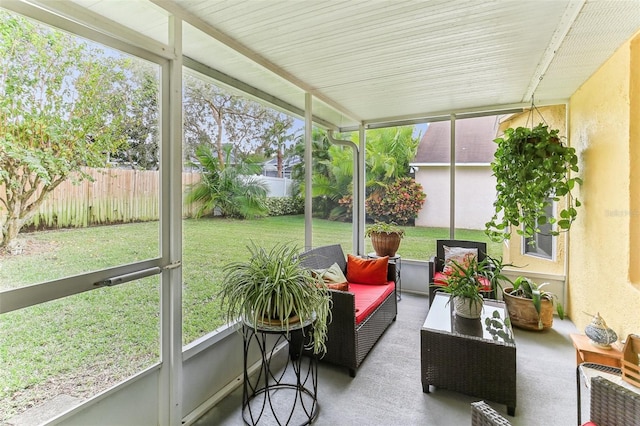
[290,128,338,217]
[362,126,420,193]
[185,145,269,219]
[314,143,355,220]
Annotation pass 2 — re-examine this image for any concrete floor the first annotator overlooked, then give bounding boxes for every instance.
[194,292,581,426]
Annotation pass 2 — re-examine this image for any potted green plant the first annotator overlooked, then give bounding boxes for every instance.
[485,123,582,242]
[218,242,331,354]
[432,256,487,319]
[502,276,565,331]
[432,255,513,319]
[365,222,405,257]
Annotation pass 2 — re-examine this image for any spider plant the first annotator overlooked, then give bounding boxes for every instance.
[218,242,331,354]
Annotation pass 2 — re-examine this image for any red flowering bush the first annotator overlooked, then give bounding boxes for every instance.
[337,195,353,218]
[366,177,426,225]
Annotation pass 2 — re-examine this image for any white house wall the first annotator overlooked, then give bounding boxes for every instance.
[415,165,496,230]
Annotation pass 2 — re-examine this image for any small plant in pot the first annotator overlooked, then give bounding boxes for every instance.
[433,256,486,319]
[365,222,405,257]
[485,122,582,242]
[218,242,331,354]
[502,276,565,331]
[432,254,514,319]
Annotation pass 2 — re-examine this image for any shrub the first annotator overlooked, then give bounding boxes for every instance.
[366,177,426,225]
[265,196,304,216]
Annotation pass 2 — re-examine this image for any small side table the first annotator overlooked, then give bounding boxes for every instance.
[570,333,622,368]
[242,318,318,425]
[367,253,402,300]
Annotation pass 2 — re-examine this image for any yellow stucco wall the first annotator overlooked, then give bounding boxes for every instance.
[568,30,640,339]
[497,105,567,279]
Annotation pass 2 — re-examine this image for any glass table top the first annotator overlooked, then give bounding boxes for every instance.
[423,293,515,345]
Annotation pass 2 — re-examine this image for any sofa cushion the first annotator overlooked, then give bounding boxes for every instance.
[349,282,395,324]
[346,254,388,285]
[312,262,349,291]
[433,271,449,285]
[433,271,492,291]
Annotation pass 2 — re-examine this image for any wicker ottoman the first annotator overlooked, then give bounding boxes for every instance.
[421,293,517,416]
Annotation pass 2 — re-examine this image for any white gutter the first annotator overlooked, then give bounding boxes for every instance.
[327,131,362,254]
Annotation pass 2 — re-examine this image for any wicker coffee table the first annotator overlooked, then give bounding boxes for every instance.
[421,293,517,416]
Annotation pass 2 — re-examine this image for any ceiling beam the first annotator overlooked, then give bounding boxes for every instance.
[523,0,586,102]
[344,98,569,132]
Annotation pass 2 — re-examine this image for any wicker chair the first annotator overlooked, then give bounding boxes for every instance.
[588,375,640,426]
[428,240,488,306]
[470,401,512,426]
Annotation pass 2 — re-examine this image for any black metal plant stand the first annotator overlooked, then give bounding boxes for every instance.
[242,318,319,426]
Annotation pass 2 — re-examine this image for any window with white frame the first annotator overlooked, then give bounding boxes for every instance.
[523,198,554,259]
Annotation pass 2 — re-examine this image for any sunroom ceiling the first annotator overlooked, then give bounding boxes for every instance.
[32,0,640,130]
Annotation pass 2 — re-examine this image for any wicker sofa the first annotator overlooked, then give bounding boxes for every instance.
[297,244,397,377]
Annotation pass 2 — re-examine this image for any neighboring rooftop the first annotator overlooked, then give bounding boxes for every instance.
[412,115,501,164]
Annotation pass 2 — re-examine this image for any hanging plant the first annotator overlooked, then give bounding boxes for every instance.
[485,122,582,242]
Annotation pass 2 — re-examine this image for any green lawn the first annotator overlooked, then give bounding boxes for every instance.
[0,215,499,421]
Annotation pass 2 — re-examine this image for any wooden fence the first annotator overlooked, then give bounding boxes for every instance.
[1,167,202,230]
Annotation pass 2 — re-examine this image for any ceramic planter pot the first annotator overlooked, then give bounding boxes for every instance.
[503,287,553,331]
[453,296,483,319]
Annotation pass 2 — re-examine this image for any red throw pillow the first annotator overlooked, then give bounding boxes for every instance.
[346,254,388,285]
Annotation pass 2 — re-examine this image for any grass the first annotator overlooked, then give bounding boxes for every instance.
[0,215,499,421]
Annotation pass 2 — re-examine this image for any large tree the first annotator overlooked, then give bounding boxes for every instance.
[183,75,274,166]
[0,12,132,247]
[111,64,159,170]
[259,113,296,178]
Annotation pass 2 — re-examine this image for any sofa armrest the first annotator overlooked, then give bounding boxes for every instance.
[322,289,357,368]
[328,289,356,328]
[428,258,435,285]
[428,259,437,307]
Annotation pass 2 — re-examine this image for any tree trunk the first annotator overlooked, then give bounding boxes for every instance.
[1,201,25,248]
[277,148,283,178]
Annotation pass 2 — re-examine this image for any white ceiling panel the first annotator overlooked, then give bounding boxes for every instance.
[20,0,640,129]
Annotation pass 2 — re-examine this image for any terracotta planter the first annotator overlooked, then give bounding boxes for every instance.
[370,232,402,257]
[502,288,553,331]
